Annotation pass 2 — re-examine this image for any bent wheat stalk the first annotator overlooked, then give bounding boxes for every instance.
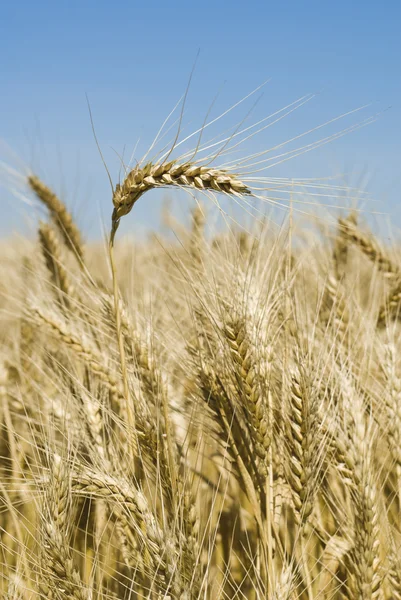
[108,160,251,466]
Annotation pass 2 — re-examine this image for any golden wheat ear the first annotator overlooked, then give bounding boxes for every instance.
[38,221,76,305]
[28,174,85,264]
[112,161,250,223]
[339,216,399,277]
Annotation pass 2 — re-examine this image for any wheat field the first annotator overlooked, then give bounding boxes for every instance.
[1,105,401,599]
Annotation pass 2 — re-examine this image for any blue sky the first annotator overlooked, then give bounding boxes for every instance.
[0,0,400,239]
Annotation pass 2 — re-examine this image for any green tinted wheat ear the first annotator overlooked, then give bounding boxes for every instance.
[28,174,85,263]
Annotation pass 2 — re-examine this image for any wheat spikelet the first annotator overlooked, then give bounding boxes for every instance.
[4,574,25,600]
[179,487,201,595]
[273,566,296,600]
[78,389,106,460]
[28,174,85,263]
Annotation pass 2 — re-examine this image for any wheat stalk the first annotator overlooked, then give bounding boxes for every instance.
[108,161,251,473]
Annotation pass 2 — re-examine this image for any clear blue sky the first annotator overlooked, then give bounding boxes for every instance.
[0,0,400,239]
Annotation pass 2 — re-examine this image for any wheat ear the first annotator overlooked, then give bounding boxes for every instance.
[39,454,90,600]
[381,343,401,504]
[224,318,271,473]
[112,160,250,223]
[28,175,85,263]
[333,212,357,280]
[71,469,190,597]
[336,372,382,599]
[338,217,399,277]
[286,363,319,525]
[190,202,206,265]
[377,278,401,326]
[5,575,25,600]
[320,273,350,338]
[38,221,76,303]
[28,303,123,400]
